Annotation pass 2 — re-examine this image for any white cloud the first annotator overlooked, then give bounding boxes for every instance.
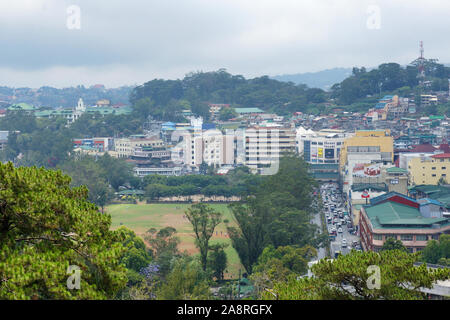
[0,0,449,87]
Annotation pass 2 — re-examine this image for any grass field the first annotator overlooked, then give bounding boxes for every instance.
[106,203,244,278]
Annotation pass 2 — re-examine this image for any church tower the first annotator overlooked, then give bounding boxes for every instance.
[76,98,85,112]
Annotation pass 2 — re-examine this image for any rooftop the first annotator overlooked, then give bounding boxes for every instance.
[385,167,408,174]
[431,153,450,159]
[234,107,264,114]
[364,201,448,229]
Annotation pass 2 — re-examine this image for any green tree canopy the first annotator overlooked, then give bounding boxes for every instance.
[261,250,450,300]
[0,162,127,299]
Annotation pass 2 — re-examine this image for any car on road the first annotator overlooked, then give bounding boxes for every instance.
[337,227,343,233]
[341,239,347,247]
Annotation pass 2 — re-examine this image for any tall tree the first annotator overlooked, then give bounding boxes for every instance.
[226,155,320,274]
[185,203,222,271]
[208,243,228,281]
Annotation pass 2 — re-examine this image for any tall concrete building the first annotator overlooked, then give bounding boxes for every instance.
[183,129,235,168]
[244,125,296,174]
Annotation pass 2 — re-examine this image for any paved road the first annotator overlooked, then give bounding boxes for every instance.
[312,208,327,260]
[330,223,360,257]
[320,183,361,258]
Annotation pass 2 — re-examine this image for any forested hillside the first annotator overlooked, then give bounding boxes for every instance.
[330,62,450,105]
[130,69,327,119]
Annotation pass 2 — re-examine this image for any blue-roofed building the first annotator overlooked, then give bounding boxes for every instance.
[161,122,176,131]
[202,123,216,130]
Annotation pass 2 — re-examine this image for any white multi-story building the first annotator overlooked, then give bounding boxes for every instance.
[244,126,296,174]
[183,129,235,167]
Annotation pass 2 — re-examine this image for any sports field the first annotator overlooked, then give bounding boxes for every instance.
[106,203,243,278]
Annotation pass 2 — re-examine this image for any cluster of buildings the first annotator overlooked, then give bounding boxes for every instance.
[74,115,297,176]
[2,93,449,254]
[3,98,132,124]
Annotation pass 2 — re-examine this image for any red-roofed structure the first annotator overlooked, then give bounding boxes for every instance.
[431,153,450,159]
[410,144,436,152]
[438,144,450,153]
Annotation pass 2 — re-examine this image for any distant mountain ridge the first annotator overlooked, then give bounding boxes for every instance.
[271,68,353,91]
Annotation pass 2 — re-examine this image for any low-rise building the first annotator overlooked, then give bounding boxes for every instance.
[114,136,165,158]
[359,192,450,253]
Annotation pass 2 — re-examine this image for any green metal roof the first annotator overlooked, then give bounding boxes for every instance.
[365,201,448,229]
[386,167,408,174]
[8,103,36,111]
[234,107,263,114]
[116,189,145,196]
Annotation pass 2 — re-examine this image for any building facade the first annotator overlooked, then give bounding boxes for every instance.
[408,153,450,185]
[359,193,450,253]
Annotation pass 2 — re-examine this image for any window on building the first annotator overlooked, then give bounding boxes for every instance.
[406,247,414,253]
[416,235,427,241]
[374,234,383,241]
[432,167,436,170]
[431,234,439,240]
[401,234,413,241]
[432,174,436,177]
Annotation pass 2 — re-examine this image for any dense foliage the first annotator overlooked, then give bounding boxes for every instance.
[421,234,450,266]
[260,250,450,300]
[331,62,450,105]
[130,69,327,117]
[0,162,128,299]
[226,154,324,274]
[143,167,263,199]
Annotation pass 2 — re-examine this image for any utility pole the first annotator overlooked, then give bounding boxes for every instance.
[237,269,241,300]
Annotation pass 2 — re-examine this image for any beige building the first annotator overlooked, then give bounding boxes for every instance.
[340,130,394,195]
[409,153,450,185]
[113,137,164,158]
[245,125,296,174]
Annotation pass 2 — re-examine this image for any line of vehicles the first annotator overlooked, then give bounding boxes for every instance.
[320,182,362,254]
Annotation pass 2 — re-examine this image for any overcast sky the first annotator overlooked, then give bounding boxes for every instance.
[1,0,450,88]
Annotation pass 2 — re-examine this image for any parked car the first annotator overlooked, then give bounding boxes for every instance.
[337,228,343,233]
[342,239,347,247]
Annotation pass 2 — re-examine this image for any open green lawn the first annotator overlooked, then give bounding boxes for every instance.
[106,203,243,278]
